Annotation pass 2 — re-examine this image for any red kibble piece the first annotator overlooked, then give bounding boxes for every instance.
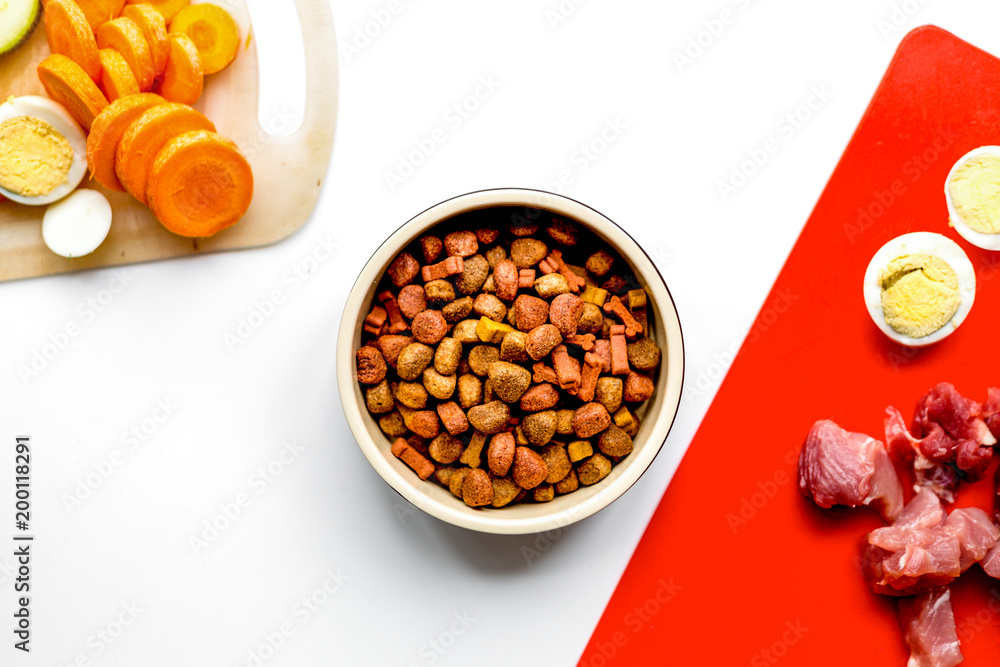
[549,293,584,337]
[623,371,655,403]
[475,226,500,244]
[437,401,470,436]
[551,345,582,391]
[610,333,629,375]
[532,362,559,385]
[488,432,516,476]
[575,353,603,402]
[572,403,612,438]
[519,383,560,412]
[593,339,612,373]
[378,290,409,334]
[565,333,596,351]
[421,256,465,282]
[514,295,550,332]
[518,269,536,289]
[388,252,421,287]
[356,346,387,384]
[494,259,519,302]
[410,410,441,439]
[419,235,444,264]
[391,437,435,480]
[538,257,557,275]
[443,230,479,257]
[365,305,387,328]
[604,295,644,339]
[397,285,428,320]
[411,310,449,345]
[544,249,586,293]
[376,335,412,368]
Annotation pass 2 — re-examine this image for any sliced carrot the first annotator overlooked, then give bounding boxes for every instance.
[168,4,238,75]
[43,0,102,82]
[74,0,125,32]
[120,4,168,77]
[155,33,202,105]
[147,130,252,237]
[97,48,138,101]
[87,93,165,191]
[115,102,214,204]
[37,53,109,130]
[124,0,188,23]
[96,17,154,91]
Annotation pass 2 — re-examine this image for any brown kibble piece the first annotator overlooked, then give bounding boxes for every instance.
[623,371,655,403]
[419,235,443,263]
[484,244,507,268]
[411,310,448,345]
[554,469,579,494]
[510,238,549,268]
[356,346,387,385]
[467,401,511,435]
[509,218,539,236]
[409,410,441,439]
[378,411,407,437]
[397,285,428,320]
[526,324,563,360]
[421,256,464,282]
[422,367,457,400]
[428,433,464,464]
[434,338,463,375]
[433,467,454,488]
[549,293,584,337]
[365,380,394,414]
[572,402,611,438]
[556,409,575,435]
[627,338,661,372]
[487,361,532,403]
[396,342,435,381]
[468,345,500,376]
[487,432,515,476]
[491,476,520,507]
[577,453,613,485]
[395,381,428,409]
[578,303,604,335]
[499,330,530,363]
[512,446,548,490]
[437,401,470,436]
[522,410,557,446]
[388,252,421,287]
[534,272,571,299]
[457,374,483,409]
[514,295,550,332]
[462,468,494,507]
[519,383,560,412]
[494,259,518,302]
[448,468,469,497]
[598,424,633,457]
[541,444,572,484]
[473,293,507,322]
[460,431,487,467]
[533,484,555,502]
[586,249,615,277]
[546,217,579,246]
[595,377,624,414]
[424,279,456,303]
[442,297,473,322]
[391,437,435,480]
[454,255,490,295]
[444,230,479,258]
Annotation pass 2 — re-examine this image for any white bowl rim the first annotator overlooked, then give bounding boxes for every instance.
[336,188,685,534]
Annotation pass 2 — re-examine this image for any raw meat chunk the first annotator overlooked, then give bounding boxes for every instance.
[898,588,964,667]
[913,382,996,448]
[984,387,1000,440]
[798,419,903,521]
[981,538,1000,579]
[943,507,999,572]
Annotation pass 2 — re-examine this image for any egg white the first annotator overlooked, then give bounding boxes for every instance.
[0,95,87,206]
[945,146,1000,251]
[862,232,976,347]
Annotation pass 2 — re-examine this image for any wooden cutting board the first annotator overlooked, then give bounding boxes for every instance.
[0,0,337,281]
[580,26,1000,666]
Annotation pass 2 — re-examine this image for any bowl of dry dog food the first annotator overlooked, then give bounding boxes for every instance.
[337,188,684,534]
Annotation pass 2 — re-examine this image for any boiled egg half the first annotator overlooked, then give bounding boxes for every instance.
[0,95,87,206]
[863,232,976,347]
[945,146,1000,251]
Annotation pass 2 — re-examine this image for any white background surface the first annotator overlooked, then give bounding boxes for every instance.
[3,1,1000,665]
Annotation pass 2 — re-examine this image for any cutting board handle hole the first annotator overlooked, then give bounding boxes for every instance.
[244,1,306,137]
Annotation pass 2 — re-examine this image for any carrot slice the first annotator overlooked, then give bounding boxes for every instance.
[43,0,102,82]
[87,92,165,190]
[115,102,214,204]
[97,48,138,101]
[168,4,238,75]
[124,0,188,23]
[120,4,168,77]
[155,33,202,105]
[96,17,153,91]
[37,53,109,130]
[147,130,252,237]
[74,0,125,32]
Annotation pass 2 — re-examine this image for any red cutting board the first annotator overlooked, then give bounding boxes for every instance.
[580,26,1000,667]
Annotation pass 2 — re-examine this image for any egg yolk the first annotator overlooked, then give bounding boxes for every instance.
[948,154,1000,234]
[879,253,960,339]
[0,116,73,197]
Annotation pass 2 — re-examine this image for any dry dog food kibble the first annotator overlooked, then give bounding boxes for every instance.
[355,210,663,508]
